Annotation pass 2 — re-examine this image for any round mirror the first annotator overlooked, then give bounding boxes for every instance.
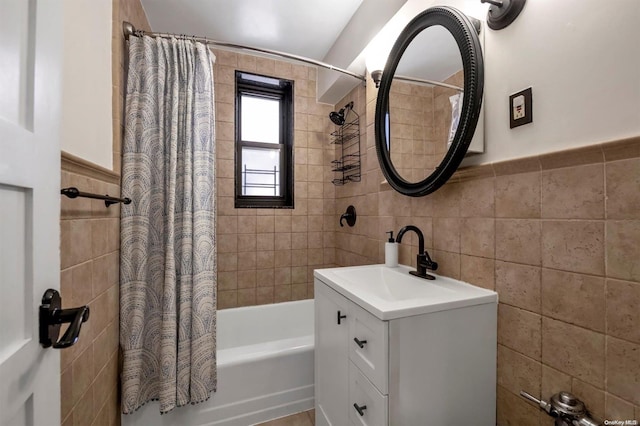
[375,6,484,196]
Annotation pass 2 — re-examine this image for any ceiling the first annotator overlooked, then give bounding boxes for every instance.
[395,25,462,82]
[140,0,364,61]
[140,0,409,103]
[139,0,485,103]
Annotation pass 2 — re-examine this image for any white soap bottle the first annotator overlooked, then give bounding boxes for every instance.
[385,231,398,267]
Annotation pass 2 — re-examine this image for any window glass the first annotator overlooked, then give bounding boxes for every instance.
[241,95,280,144]
[241,147,281,196]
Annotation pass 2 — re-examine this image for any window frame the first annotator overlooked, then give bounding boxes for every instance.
[234,71,294,208]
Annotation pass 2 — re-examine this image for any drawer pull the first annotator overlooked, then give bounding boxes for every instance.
[353,403,367,416]
[337,310,347,325]
[353,337,367,348]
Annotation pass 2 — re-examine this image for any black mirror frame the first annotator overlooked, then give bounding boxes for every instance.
[375,6,484,197]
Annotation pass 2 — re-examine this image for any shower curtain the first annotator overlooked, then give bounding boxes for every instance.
[120,35,217,414]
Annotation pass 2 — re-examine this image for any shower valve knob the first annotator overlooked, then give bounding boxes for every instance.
[339,205,356,227]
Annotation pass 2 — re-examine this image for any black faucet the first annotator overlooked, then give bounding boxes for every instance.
[396,225,438,280]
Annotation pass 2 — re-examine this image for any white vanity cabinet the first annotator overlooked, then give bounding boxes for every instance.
[315,280,351,425]
[314,265,498,426]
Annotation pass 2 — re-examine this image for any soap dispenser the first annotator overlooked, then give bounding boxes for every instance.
[385,231,398,267]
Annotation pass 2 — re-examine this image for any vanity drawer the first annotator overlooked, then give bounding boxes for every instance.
[349,362,388,426]
[349,301,388,394]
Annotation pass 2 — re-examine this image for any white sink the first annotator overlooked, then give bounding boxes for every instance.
[314,264,498,320]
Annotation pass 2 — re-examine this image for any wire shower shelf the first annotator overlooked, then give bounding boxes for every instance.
[330,108,361,185]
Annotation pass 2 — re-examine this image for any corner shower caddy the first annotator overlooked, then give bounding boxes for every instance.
[330,106,361,185]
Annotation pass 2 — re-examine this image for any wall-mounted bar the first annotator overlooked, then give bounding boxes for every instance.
[122,21,366,83]
[394,75,464,92]
[61,187,132,207]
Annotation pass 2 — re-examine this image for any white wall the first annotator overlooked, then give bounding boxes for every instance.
[471,0,640,164]
[353,0,640,164]
[317,0,407,104]
[61,0,113,169]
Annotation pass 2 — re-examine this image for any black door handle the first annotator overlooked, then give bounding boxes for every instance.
[39,289,90,349]
[353,403,367,416]
[337,310,347,325]
[353,337,367,348]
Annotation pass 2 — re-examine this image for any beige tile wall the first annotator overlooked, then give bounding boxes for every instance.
[335,76,640,423]
[60,166,121,426]
[388,80,435,181]
[214,50,338,308]
[387,70,464,184]
[59,1,150,425]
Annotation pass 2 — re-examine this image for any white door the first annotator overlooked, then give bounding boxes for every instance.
[0,0,63,425]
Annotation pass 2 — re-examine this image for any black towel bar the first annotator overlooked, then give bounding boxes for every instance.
[61,187,131,207]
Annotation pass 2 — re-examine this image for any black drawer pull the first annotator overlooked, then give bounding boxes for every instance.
[353,337,367,348]
[337,310,347,325]
[353,403,367,416]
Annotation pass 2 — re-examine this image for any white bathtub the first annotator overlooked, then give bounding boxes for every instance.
[122,299,315,426]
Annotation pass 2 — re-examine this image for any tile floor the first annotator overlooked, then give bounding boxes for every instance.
[256,409,315,426]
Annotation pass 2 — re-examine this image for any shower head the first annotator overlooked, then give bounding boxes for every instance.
[329,101,354,126]
[329,110,345,126]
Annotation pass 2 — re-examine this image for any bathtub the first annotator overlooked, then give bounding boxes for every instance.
[122,299,315,426]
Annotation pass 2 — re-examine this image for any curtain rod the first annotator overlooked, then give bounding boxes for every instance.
[394,75,464,92]
[123,21,366,83]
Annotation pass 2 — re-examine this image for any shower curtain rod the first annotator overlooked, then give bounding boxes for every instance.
[394,75,464,92]
[123,21,366,82]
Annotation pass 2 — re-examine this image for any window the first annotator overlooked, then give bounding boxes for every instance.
[235,71,294,208]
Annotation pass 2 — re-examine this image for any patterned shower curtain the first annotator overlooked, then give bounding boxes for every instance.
[120,35,217,414]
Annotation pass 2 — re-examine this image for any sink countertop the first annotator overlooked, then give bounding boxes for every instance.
[314,264,498,320]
